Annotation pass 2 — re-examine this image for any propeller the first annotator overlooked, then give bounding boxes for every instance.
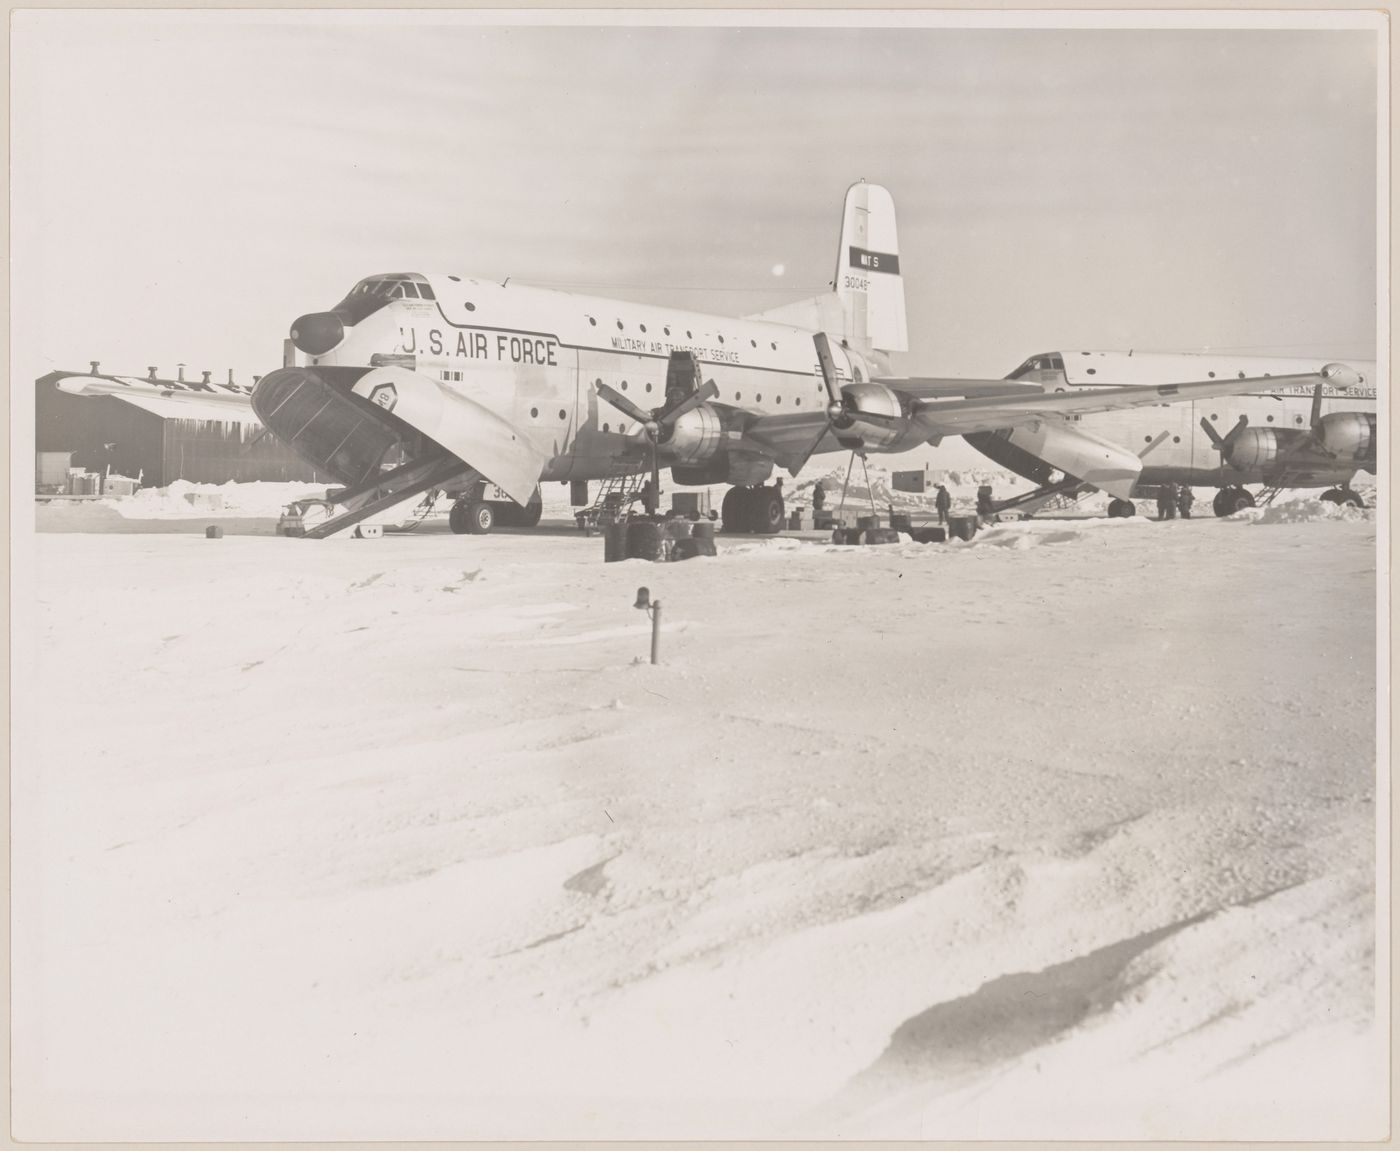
[594,377,720,508]
[1199,412,1250,466]
[787,333,903,476]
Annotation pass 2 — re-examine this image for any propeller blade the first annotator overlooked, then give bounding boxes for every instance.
[1308,379,1324,431]
[658,379,720,425]
[812,332,843,407]
[1198,416,1225,449]
[595,382,654,427]
[1223,413,1249,447]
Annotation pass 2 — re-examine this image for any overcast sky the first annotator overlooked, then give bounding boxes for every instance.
[12,13,1381,394]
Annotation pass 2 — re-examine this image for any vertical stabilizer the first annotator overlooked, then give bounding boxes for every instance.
[835,182,908,354]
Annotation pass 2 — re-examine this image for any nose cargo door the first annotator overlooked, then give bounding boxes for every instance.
[251,367,400,486]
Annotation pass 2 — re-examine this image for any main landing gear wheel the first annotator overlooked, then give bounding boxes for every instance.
[1213,487,1256,517]
[450,499,495,534]
[720,487,746,534]
[1321,488,1365,508]
[748,487,785,534]
[499,492,543,527]
[1107,498,1136,518]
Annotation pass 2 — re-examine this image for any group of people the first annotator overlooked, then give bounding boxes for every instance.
[1156,481,1194,520]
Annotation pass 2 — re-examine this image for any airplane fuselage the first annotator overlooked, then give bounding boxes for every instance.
[300,273,910,485]
[969,350,1378,493]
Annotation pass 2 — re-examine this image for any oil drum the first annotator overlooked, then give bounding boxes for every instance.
[625,519,666,562]
[603,518,630,562]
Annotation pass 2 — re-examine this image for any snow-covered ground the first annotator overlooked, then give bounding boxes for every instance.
[12,499,1383,1140]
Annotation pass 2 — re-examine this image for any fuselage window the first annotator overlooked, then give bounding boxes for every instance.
[1208,372,1216,378]
[558,409,567,420]
[1266,414,1274,422]
[686,330,693,339]
[621,381,628,390]
[640,324,647,333]
[1172,435,1181,443]
[776,395,782,404]
[603,422,610,433]
[718,335,725,344]
[1238,371,1246,379]
[419,283,436,301]
[664,326,671,336]
[1295,416,1304,424]
[530,407,538,418]
[771,342,777,350]
[588,316,597,326]
[750,339,757,348]
[1086,368,1096,375]
[616,320,624,330]
[645,383,653,392]
[755,393,762,403]
[463,301,476,312]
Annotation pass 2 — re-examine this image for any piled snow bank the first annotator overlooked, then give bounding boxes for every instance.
[101,480,330,519]
[1240,498,1375,526]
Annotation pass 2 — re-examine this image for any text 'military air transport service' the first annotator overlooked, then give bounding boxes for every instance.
[192,183,1363,538]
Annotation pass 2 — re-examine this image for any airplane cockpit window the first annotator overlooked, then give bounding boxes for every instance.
[332,274,434,324]
[1007,354,1063,380]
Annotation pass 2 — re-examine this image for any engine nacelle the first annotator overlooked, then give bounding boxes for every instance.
[1318,412,1377,462]
[841,382,904,449]
[1224,428,1282,470]
[672,451,773,487]
[661,403,724,464]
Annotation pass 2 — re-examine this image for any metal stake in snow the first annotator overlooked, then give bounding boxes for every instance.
[633,586,661,665]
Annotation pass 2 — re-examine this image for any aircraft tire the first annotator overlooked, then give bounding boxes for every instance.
[1320,489,1343,504]
[1344,490,1366,508]
[515,493,543,527]
[748,486,785,534]
[1217,488,1255,516]
[720,487,748,533]
[448,500,472,534]
[465,500,495,535]
[1107,498,1135,518]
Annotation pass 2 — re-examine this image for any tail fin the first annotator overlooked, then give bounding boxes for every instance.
[835,182,908,354]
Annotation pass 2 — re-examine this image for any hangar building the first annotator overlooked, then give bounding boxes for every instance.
[35,368,330,488]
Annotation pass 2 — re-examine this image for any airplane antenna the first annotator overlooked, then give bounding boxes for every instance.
[501,276,511,287]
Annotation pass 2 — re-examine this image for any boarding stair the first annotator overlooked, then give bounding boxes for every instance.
[576,463,648,534]
[298,454,474,539]
[988,477,1087,519]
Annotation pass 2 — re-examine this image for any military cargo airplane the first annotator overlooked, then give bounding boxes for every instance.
[248,182,1358,538]
[969,350,1377,517]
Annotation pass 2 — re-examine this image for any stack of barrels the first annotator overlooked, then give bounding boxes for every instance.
[604,517,717,563]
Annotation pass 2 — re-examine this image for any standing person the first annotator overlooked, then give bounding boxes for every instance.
[1162,480,1179,519]
[1177,483,1194,519]
[976,484,995,519]
[935,483,951,526]
[811,482,826,513]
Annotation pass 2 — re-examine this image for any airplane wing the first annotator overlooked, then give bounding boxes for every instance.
[906,370,1350,437]
[53,375,254,405]
[871,377,1043,400]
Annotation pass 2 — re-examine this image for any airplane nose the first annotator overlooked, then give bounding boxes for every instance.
[289,311,346,356]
